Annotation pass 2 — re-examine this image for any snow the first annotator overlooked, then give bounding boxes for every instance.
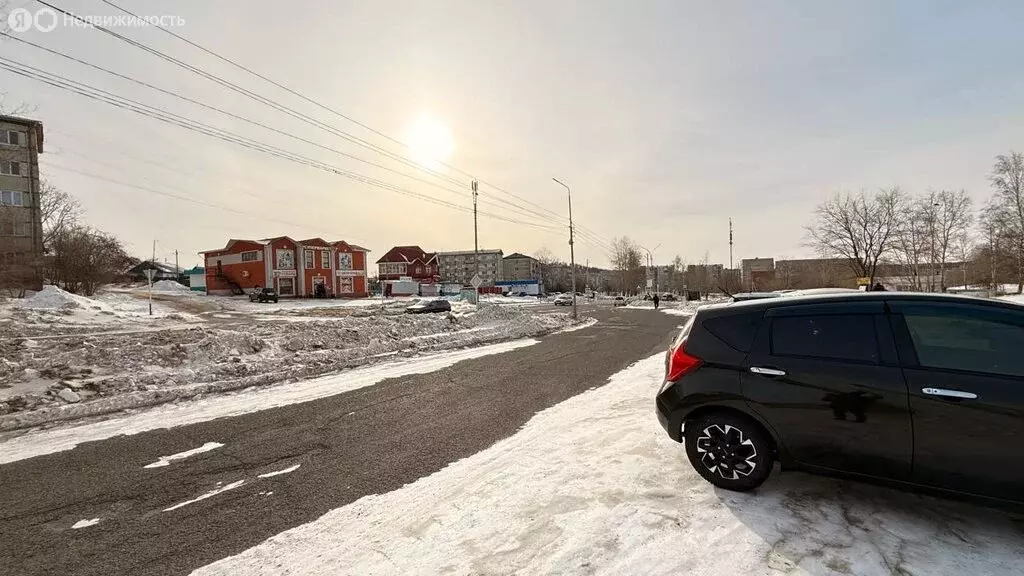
[257,464,301,478]
[164,480,246,512]
[553,317,598,333]
[151,280,193,293]
[0,339,540,464]
[144,441,224,469]
[71,518,101,529]
[14,285,116,313]
[194,354,1024,576]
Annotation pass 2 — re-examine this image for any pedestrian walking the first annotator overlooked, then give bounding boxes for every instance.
[653,294,660,309]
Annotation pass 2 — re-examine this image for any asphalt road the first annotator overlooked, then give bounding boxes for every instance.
[0,306,682,576]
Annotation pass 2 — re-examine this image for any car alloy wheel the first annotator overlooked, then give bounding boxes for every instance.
[695,424,757,480]
[684,412,774,491]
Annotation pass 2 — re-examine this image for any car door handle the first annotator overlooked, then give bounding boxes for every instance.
[922,388,978,400]
[749,366,786,377]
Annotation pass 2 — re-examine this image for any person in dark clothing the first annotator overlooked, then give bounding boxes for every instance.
[872,283,886,292]
[653,294,660,309]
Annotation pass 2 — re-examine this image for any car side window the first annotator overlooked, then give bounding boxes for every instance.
[770,314,878,363]
[901,306,1024,378]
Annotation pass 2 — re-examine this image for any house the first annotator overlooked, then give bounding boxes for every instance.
[200,237,369,297]
[184,266,205,292]
[0,115,44,292]
[127,260,184,283]
[502,252,540,282]
[437,249,504,285]
[376,245,439,297]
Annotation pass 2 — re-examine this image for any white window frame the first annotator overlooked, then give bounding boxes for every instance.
[304,249,314,269]
[0,190,23,206]
[321,250,331,269]
[0,130,21,146]
[0,161,24,176]
[241,251,258,262]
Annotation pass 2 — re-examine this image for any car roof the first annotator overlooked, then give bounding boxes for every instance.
[711,291,1022,315]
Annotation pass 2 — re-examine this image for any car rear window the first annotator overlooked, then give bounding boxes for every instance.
[703,312,764,352]
[771,314,878,363]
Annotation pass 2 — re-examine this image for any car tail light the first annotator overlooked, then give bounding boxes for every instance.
[666,337,702,382]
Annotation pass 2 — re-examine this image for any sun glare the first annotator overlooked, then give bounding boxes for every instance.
[406,114,454,169]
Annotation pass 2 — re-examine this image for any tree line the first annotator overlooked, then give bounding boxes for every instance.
[805,150,1024,293]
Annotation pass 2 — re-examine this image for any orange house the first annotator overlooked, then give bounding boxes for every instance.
[200,236,369,297]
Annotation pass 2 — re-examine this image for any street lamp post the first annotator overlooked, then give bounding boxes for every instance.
[641,243,661,294]
[552,178,577,320]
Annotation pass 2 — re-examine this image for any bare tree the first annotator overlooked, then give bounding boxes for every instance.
[892,198,930,290]
[38,180,83,249]
[609,237,643,294]
[930,190,973,291]
[988,151,1024,293]
[805,188,904,286]
[48,226,134,295]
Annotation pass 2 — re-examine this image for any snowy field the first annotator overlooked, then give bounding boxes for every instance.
[195,354,1024,576]
[0,286,581,430]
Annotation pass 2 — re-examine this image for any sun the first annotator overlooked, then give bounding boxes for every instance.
[405,114,454,170]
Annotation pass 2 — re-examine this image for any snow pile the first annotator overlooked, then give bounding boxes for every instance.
[13,285,115,313]
[151,280,192,293]
[195,355,1024,576]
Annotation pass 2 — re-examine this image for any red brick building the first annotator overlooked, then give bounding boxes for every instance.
[376,246,439,282]
[201,237,369,297]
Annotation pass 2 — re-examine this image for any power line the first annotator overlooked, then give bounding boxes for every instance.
[38,0,618,245]
[0,57,563,233]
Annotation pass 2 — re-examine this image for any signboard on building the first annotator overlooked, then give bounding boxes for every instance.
[336,270,365,277]
[273,270,297,278]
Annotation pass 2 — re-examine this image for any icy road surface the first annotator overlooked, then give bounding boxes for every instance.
[195,355,1024,576]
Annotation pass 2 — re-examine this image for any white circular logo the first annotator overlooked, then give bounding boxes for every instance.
[6,7,33,32]
[34,7,58,32]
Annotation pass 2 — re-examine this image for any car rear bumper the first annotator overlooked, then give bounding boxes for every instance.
[655,386,684,443]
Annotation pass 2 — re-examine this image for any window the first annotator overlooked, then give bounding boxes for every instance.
[416,266,423,275]
[276,249,295,270]
[771,315,878,363]
[902,307,1024,378]
[0,220,27,236]
[241,251,258,262]
[0,162,23,176]
[304,249,314,269]
[0,130,21,146]
[705,312,764,352]
[321,251,331,269]
[277,277,295,296]
[1,190,23,206]
[339,253,353,270]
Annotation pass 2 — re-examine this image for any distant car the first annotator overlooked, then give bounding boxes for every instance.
[406,299,452,314]
[249,288,278,303]
[661,293,677,302]
[553,294,574,306]
[613,296,626,306]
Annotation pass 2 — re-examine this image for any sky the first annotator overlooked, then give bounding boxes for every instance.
[2,0,1024,269]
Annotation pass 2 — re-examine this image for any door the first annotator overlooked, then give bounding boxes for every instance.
[742,302,913,480]
[276,277,295,297]
[890,301,1024,500]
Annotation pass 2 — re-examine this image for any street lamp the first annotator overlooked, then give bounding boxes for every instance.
[552,177,577,320]
[640,243,661,294]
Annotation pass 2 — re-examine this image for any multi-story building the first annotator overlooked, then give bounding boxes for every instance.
[740,257,775,290]
[376,246,439,283]
[502,252,540,282]
[0,115,44,292]
[437,249,503,285]
[201,236,369,297]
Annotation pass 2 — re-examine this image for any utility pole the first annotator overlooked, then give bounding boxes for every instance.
[729,218,734,271]
[552,178,577,319]
[472,179,479,279]
[175,250,179,278]
[585,259,589,293]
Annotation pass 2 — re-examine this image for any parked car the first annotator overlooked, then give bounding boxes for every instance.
[613,296,626,306]
[553,294,574,306]
[656,292,1024,505]
[661,293,677,301]
[406,299,452,314]
[249,288,278,303]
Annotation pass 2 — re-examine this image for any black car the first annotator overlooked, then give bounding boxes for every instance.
[656,292,1024,505]
[249,288,278,303]
[406,299,452,314]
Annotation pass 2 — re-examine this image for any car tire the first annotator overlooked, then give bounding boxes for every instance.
[684,412,774,492]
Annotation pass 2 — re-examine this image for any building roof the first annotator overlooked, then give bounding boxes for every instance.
[437,249,504,257]
[297,237,331,248]
[503,252,535,260]
[127,260,184,274]
[199,239,268,254]
[331,240,370,252]
[376,245,435,264]
[185,266,205,274]
[0,115,44,153]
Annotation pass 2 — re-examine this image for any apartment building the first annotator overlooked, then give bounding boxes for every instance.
[0,115,44,291]
[437,249,503,285]
[502,252,540,281]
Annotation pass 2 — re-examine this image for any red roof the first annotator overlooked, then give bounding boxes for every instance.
[331,240,370,252]
[376,245,435,264]
[298,237,331,248]
[198,239,267,254]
